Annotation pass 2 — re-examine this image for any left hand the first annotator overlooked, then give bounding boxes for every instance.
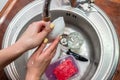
[25,36,61,80]
[17,21,54,51]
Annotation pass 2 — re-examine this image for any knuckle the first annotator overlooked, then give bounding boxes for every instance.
[40,21,45,23]
[31,22,40,27]
[44,59,50,62]
[32,22,36,25]
[44,27,51,33]
[43,55,52,62]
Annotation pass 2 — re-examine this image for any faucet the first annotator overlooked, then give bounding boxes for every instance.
[42,0,51,22]
[42,0,94,22]
[42,0,77,22]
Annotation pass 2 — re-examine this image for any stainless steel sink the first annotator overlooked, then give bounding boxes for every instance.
[2,0,119,80]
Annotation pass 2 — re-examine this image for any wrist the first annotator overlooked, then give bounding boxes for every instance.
[15,40,28,52]
[9,41,28,57]
[26,69,41,80]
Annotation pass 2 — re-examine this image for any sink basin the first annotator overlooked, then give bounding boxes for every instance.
[2,0,119,80]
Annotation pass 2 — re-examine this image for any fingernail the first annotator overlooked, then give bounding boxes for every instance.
[50,23,55,29]
[44,38,48,43]
[60,35,62,39]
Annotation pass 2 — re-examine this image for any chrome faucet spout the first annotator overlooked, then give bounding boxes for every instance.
[42,0,52,21]
[42,0,77,22]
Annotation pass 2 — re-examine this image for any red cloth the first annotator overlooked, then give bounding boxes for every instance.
[54,58,77,80]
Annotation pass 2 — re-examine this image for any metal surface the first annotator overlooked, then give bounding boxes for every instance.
[42,0,95,20]
[2,0,119,80]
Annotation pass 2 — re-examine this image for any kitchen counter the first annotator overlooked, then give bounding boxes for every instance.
[0,0,120,80]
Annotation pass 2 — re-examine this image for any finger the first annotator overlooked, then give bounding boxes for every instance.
[44,49,57,63]
[40,23,54,38]
[39,36,61,60]
[31,21,49,32]
[36,38,48,56]
[49,49,57,59]
[39,49,56,64]
[32,21,46,28]
[44,36,61,55]
[29,38,48,59]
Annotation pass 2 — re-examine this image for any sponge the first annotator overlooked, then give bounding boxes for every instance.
[47,17,65,41]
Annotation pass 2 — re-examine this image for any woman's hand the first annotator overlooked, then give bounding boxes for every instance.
[25,36,61,80]
[17,21,54,51]
[0,21,55,70]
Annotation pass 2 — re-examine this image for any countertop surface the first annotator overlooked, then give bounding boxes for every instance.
[0,0,120,80]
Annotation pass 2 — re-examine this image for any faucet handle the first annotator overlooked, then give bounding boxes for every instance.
[69,0,77,7]
[70,0,95,7]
